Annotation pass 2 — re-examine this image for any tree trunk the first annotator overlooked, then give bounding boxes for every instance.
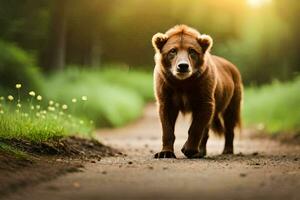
[47,0,67,70]
[90,34,102,67]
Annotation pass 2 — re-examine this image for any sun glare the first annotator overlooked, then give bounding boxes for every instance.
[247,0,272,8]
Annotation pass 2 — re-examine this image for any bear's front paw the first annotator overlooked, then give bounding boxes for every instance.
[154,151,176,159]
[181,147,205,159]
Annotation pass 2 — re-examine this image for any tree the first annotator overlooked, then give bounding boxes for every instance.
[46,0,68,70]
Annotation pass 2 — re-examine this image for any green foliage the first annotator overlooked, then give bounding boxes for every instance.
[243,77,300,134]
[42,67,154,127]
[0,41,43,95]
[99,68,154,101]
[0,0,51,60]
[1,0,299,85]
[216,7,292,85]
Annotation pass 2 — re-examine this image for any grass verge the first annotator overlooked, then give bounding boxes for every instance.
[0,108,93,142]
[243,77,300,135]
[0,85,94,142]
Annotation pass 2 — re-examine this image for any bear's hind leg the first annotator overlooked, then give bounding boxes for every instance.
[222,92,241,154]
[223,119,234,154]
[199,128,209,157]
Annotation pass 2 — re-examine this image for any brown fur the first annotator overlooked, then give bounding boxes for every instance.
[152,25,243,159]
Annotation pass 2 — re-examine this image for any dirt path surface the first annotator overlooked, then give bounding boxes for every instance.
[6,104,300,200]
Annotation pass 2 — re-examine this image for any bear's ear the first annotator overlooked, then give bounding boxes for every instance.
[152,33,168,52]
[197,34,213,53]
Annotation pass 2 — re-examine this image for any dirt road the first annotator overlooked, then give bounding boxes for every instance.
[6,104,300,200]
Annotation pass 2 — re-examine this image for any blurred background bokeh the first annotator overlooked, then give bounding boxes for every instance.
[0,0,299,139]
[1,0,299,83]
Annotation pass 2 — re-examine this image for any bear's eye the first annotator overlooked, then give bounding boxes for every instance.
[169,48,177,55]
[188,48,198,57]
[167,48,177,59]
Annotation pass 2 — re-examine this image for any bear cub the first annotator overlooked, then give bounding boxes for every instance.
[152,25,243,159]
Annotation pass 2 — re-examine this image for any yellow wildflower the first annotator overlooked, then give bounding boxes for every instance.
[8,95,14,101]
[29,91,36,96]
[16,84,22,89]
[41,110,47,114]
[81,96,87,101]
[37,95,42,101]
[48,106,55,111]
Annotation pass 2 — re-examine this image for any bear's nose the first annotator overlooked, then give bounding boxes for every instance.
[177,63,189,73]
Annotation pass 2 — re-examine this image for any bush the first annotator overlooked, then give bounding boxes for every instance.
[0,41,43,95]
[100,68,154,101]
[243,77,300,134]
[42,67,154,127]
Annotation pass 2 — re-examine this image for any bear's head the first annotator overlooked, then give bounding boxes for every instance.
[152,25,213,80]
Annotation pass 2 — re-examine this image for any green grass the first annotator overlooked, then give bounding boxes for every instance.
[0,84,94,142]
[0,103,94,142]
[42,67,154,127]
[243,77,300,134]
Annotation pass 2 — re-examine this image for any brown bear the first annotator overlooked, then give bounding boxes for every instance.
[152,25,243,159]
